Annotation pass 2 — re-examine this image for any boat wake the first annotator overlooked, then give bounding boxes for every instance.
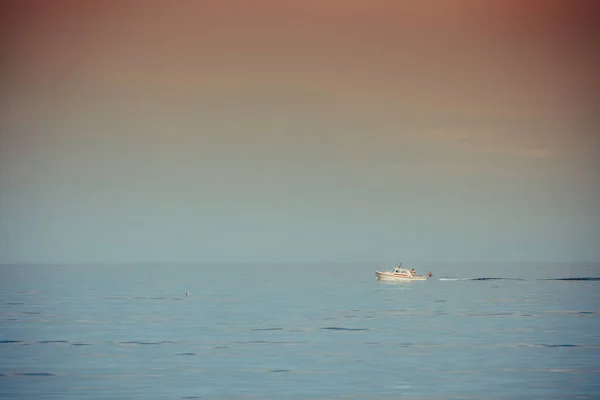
[439,277,525,281]
[438,278,470,281]
[470,277,526,281]
[439,277,600,282]
[537,277,600,281]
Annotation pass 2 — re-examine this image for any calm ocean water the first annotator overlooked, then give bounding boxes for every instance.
[1,263,599,399]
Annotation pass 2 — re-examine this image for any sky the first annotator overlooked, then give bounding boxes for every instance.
[1,0,599,264]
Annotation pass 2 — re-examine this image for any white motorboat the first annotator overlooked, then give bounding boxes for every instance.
[375,265,430,281]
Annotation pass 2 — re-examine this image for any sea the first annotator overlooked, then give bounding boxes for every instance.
[1,262,599,399]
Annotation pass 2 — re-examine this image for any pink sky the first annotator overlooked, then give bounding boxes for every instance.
[3,1,598,150]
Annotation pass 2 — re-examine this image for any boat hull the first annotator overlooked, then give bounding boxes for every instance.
[375,271,427,281]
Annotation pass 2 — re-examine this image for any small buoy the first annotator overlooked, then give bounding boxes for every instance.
[186,292,190,297]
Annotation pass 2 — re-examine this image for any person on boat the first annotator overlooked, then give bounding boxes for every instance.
[410,268,416,275]
[428,271,433,277]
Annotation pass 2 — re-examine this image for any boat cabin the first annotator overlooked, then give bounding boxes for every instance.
[391,267,414,276]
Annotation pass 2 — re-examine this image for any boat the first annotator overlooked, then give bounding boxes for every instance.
[375,264,429,281]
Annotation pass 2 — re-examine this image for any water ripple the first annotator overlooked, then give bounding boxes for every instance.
[120,341,174,345]
[251,328,283,331]
[37,340,68,344]
[320,327,368,331]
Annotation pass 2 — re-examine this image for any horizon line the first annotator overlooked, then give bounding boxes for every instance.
[1,261,598,267]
